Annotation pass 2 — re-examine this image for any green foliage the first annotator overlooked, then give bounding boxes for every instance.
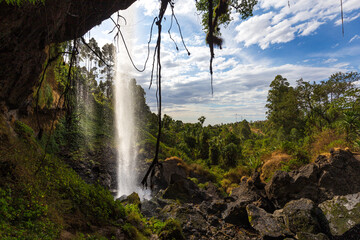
[209,140,221,165]
[158,218,185,240]
[14,120,34,138]
[196,0,257,35]
[266,75,303,135]
[222,143,239,168]
[0,0,44,6]
[0,187,58,240]
[246,155,262,170]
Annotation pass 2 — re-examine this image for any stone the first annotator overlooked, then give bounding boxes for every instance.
[161,204,208,236]
[222,182,271,227]
[295,232,329,240]
[141,198,161,218]
[318,192,360,236]
[0,0,136,109]
[152,158,188,192]
[162,173,206,204]
[120,192,141,209]
[246,204,292,238]
[222,199,250,226]
[265,149,360,208]
[282,198,321,234]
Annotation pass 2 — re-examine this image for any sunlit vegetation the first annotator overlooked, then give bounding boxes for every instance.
[1,32,359,238]
[138,71,360,192]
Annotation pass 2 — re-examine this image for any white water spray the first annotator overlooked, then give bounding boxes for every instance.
[114,7,150,199]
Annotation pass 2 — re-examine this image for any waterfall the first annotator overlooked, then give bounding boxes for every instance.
[114,7,149,199]
[114,68,138,198]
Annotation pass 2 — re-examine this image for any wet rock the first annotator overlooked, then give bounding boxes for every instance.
[141,197,174,219]
[246,204,292,238]
[120,192,141,209]
[282,198,321,234]
[265,149,360,208]
[141,198,161,218]
[318,192,360,236]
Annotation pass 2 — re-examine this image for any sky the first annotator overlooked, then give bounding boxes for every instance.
[87,0,360,125]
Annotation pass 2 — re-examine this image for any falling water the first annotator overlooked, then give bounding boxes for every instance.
[114,7,149,199]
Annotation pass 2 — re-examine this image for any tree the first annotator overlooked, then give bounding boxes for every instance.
[296,72,360,130]
[198,116,206,127]
[209,137,220,165]
[223,143,239,168]
[266,75,302,135]
[196,0,257,36]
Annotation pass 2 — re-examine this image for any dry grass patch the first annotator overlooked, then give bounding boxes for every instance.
[310,129,349,161]
[260,151,291,182]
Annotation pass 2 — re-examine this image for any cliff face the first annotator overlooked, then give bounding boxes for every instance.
[0,0,135,110]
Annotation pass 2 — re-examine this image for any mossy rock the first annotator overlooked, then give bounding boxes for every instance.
[123,192,141,209]
[158,218,185,240]
[319,192,360,236]
[282,198,321,234]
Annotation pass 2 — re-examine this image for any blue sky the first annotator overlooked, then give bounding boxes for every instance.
[88,0,360,125]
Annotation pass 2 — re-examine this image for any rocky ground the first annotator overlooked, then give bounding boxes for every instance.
[125,149,360,240]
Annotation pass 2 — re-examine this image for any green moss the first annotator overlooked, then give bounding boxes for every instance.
[188,177,198,185]
[14,120,34,138]
[122,223,148,240]
[158,218,185,240]
[248,214,253,224]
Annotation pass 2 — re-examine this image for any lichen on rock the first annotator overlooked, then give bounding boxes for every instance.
[318,192,360,236]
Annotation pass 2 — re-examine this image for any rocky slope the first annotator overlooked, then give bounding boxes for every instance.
[132,149,360,239]
[0,0,135,110]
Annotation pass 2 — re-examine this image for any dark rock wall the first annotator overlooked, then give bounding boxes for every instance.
[0,0,135,109]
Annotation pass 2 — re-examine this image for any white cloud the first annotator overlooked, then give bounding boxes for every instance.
[298,20,324,36]
[323,58,338,63]
[335,12,360,26]
[128,41,350,124]
[349,34,360,43]
[90,0,360,124]
[235,0,360,49]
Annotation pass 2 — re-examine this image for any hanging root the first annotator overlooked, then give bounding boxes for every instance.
[141,0,190,188]
[207,0,229,94]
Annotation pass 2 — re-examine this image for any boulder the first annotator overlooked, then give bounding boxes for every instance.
[318,192,360,236]
[200,199,227,218]
[152,158,188,192]
[160,203,208,236]
[162,173,206,204]
[120,192,141,209]
[246,204,292,238]
[282,198,321,234]
[222,179,273,226]
[265,149,360,208]
[141,198,161,218]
